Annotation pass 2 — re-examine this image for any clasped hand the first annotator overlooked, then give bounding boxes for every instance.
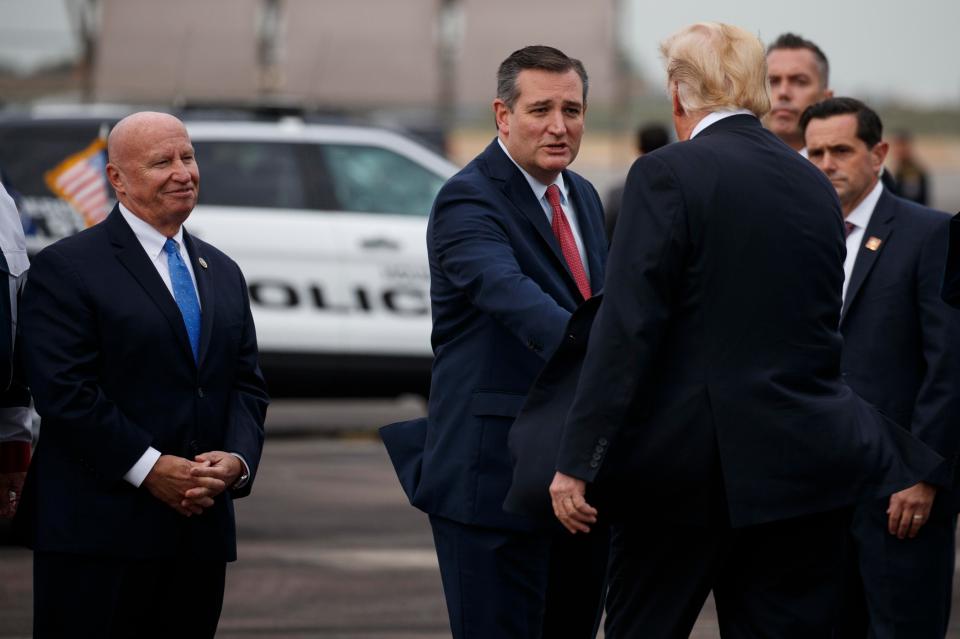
[143,451,242,517]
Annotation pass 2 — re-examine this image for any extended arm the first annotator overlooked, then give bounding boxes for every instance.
[432,180,572,360]
[551,156,688,532]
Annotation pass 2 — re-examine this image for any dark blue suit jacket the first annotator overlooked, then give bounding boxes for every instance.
[840,191,960,515]
[16,207,268,561]
[382,139,606,531]
[552,115,944,527]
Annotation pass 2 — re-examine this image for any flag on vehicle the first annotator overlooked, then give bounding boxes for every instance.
[44,138,111,227]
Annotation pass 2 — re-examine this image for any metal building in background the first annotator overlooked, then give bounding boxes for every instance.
[90,0,619,109]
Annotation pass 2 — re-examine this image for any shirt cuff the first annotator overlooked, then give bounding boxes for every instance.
[230,453,250,489]
[0,407,34,444]
[124,447,161,487]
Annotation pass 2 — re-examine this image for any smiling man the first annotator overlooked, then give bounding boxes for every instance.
[16,112,268,638]
[381,46,608,638]
[766,33,833,155]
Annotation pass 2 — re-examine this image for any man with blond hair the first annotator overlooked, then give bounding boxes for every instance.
[546,22,943,638]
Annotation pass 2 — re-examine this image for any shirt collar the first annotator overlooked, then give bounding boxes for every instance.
[689,108,755,140]
[118,202,186,260]
[845,179,884,230]
[497,137,569,205]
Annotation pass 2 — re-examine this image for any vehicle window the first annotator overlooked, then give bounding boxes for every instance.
[321,144,444,216]
[193,141,309,209]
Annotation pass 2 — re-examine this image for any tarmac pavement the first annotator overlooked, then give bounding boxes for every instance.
[2,399,960,638]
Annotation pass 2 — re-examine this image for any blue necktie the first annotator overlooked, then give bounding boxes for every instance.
[163,238,201,362]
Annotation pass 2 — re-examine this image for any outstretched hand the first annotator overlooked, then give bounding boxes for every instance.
[549,471,597,534]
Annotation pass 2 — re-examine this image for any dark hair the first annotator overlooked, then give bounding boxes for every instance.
[767,33,830,87]
[637,123,670,154]
[496,45,588,110]
[799,97,884,148]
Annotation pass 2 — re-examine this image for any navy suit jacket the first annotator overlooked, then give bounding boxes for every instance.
[16,207,268,561]
[841,191,960,515]
[381,139,607,531]
[550,115,943,528]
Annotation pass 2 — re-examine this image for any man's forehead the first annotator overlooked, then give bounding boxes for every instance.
[514,71,584,109]
[767,48,820,76]
[806,115,858,141]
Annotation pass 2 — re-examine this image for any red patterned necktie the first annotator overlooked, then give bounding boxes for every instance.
[546,184,592,299]
[845,221,856,238]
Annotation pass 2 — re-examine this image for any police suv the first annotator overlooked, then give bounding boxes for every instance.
[0,107,458,396]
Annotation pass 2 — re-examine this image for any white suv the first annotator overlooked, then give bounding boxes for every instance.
[0,110,458,396]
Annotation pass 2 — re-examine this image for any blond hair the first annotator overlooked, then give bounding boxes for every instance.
[659,22,770,118]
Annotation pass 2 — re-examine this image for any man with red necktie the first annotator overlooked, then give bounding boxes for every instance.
[381,45,608,639]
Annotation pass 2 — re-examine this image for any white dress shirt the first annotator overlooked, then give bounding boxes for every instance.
[118,205,248,489]
[842,180,884,302]
[0,182,32,446]
[689,108,756,140]
[497,137,590,279]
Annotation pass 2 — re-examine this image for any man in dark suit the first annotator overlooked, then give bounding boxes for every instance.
[381,46,608,638]
[802,97,960,638]
[16,112,268,638]
[547,23,944,639]
[765,33,833,156]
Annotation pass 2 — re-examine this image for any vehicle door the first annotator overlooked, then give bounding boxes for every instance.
[185,137,344,362]
[310,141,448,359]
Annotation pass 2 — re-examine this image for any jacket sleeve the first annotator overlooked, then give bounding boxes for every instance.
[941,214,960,307]
[431,179,571,360]
[556,154,689,481]
[911,216,960,466]
[21,246,153,481]
[224,261,268,498]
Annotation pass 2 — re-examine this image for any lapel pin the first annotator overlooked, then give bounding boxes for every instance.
[865,237,882,251]
[198,257,208,269]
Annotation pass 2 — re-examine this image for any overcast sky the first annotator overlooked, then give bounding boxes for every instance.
[623,0,960,106]
[2,0,958,106]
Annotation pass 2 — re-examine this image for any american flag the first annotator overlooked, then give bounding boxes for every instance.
[44,138,112,227]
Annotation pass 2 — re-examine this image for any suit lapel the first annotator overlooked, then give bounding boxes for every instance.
[482,140,587,303]
[501,162,568,268]
[565,173,606,293]
[184,229,214,366]
[105,208,196,365]
[841,192,896,321]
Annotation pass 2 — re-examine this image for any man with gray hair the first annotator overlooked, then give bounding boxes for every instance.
[546,22,942,638]
[766,32,833,155]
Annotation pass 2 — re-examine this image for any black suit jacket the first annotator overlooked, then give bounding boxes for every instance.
[16,207,268,560]
[546,115,942,528]
[842,191,960,514]
[381,139,607,532]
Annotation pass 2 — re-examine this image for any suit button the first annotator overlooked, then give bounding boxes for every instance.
[568,333,577,342]
[598,438,608,446]
[589,460,599,468]
[197,387,204,398]
[592,453,602,461]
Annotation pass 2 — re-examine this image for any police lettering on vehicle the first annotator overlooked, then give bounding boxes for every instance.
[248,280,429,316]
